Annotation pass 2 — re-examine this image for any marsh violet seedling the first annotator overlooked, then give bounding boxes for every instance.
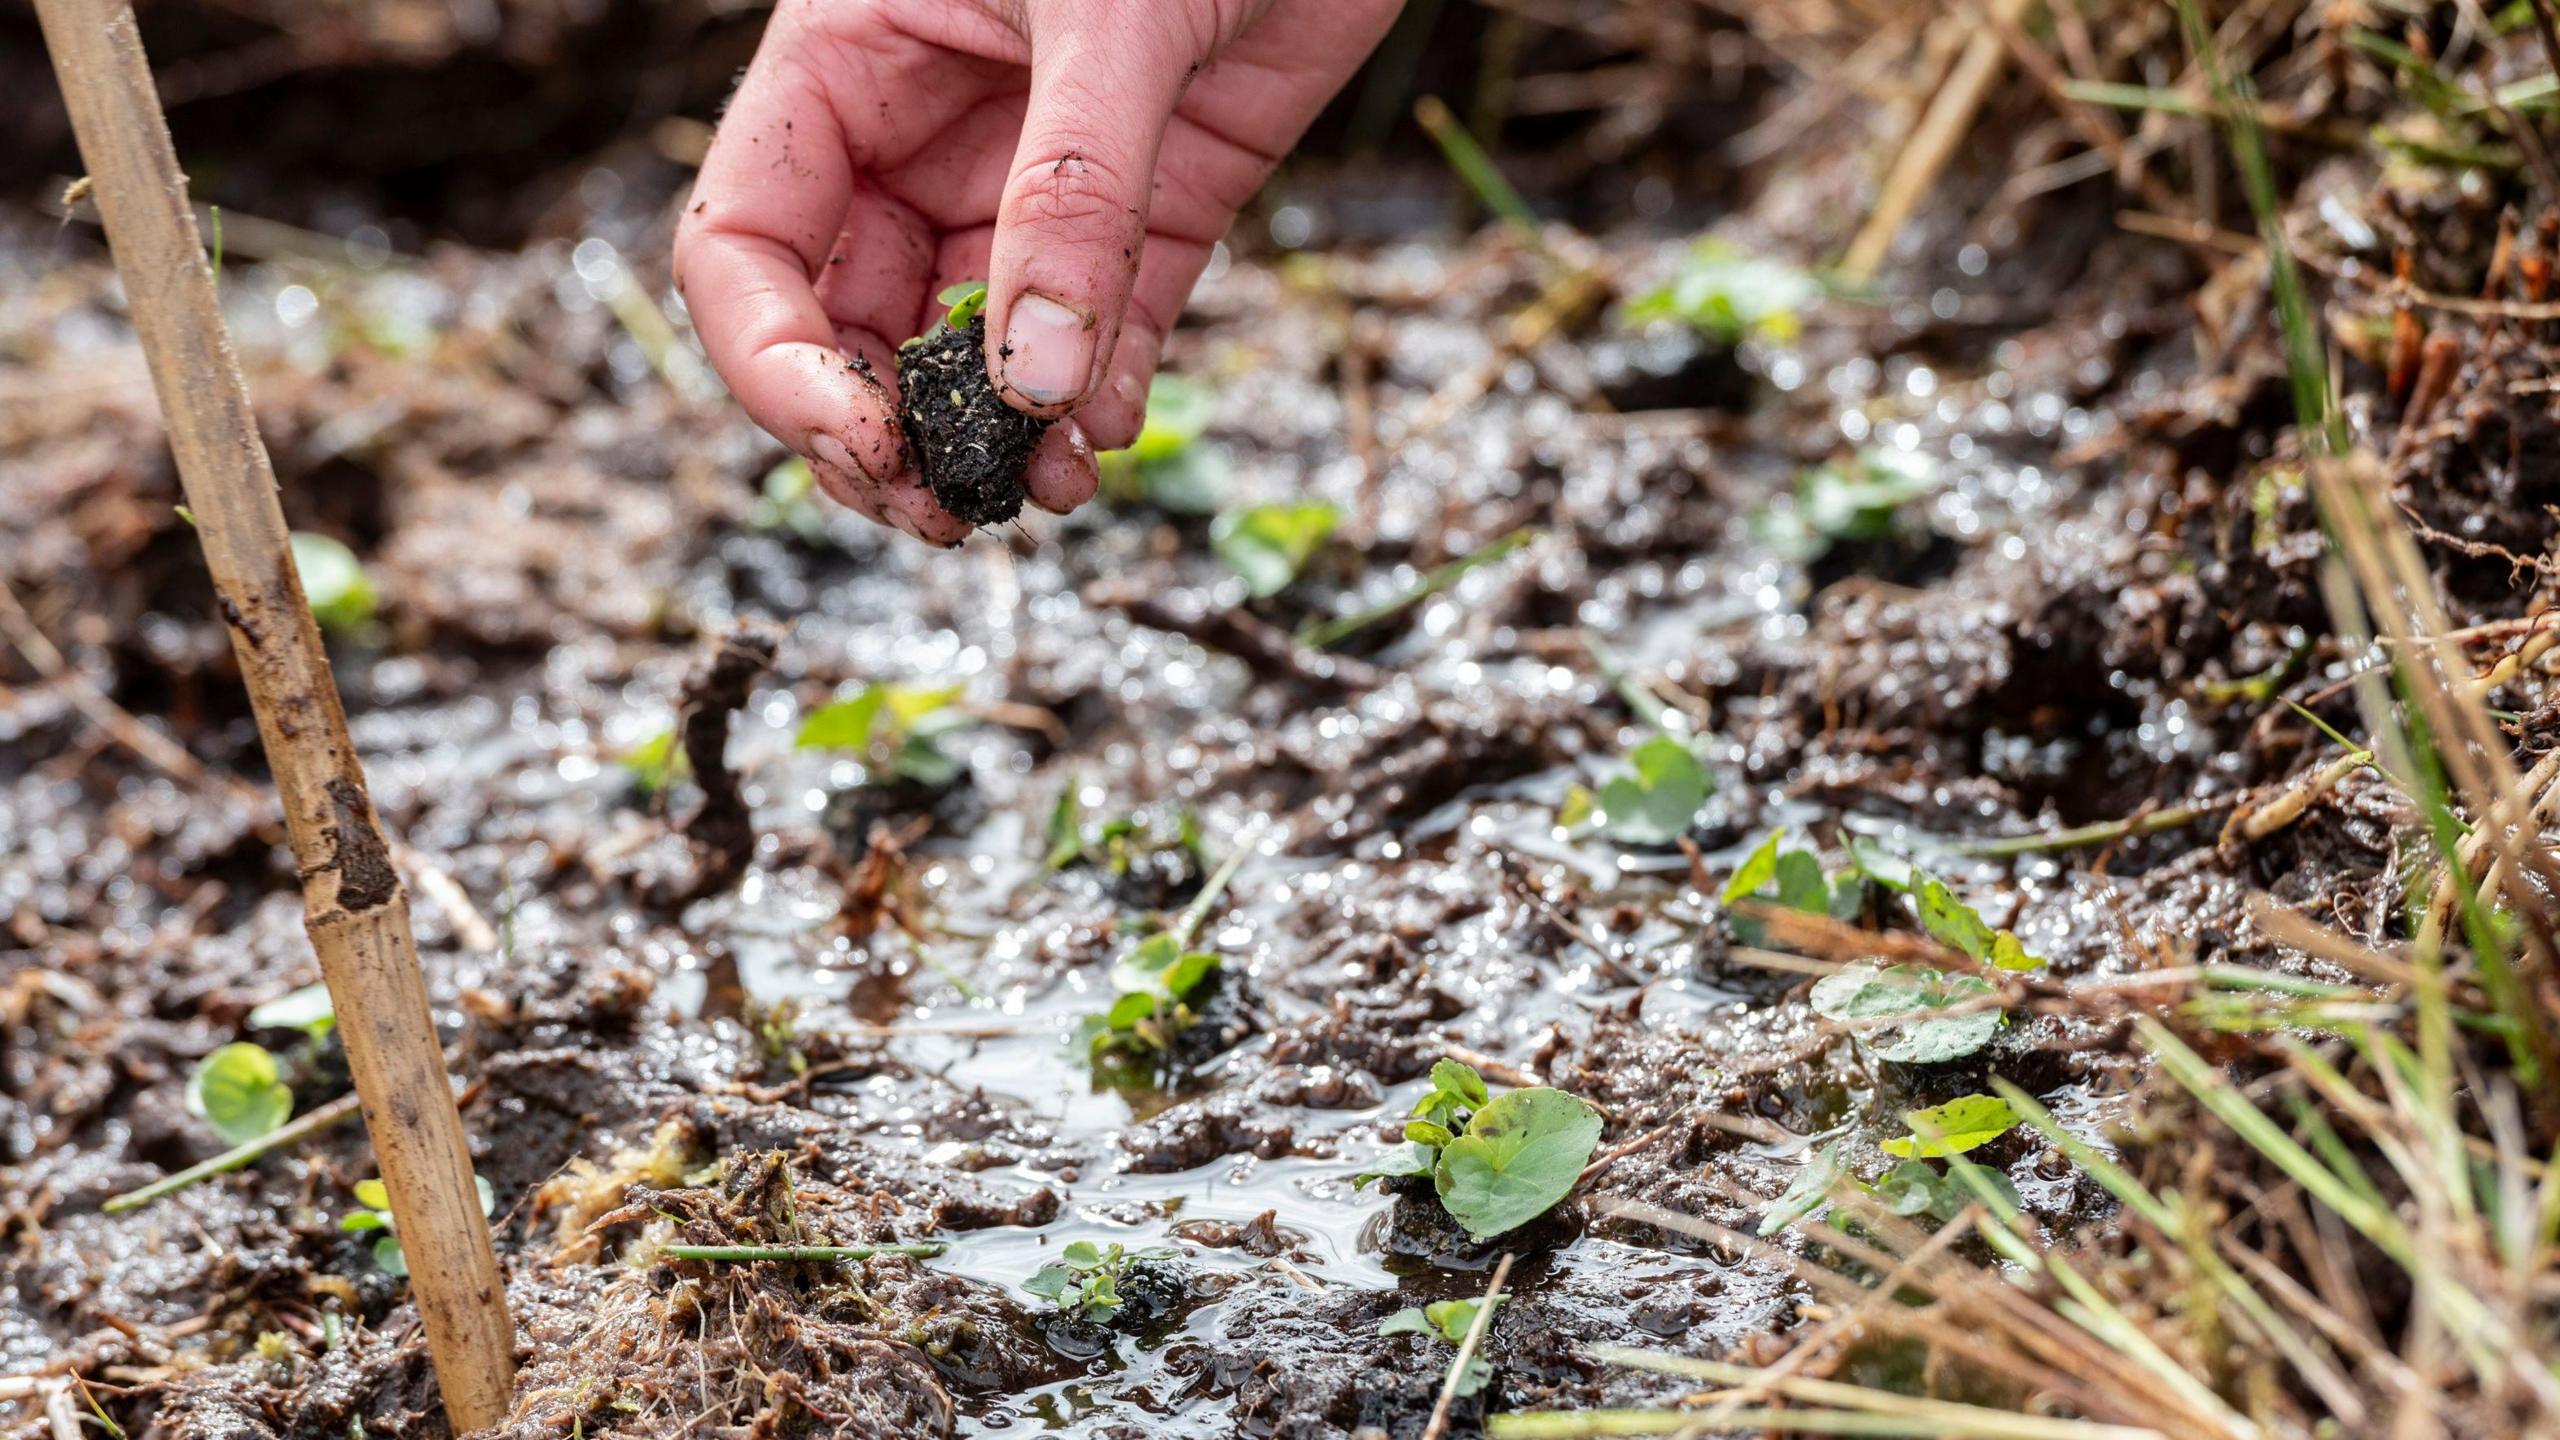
[621,726,687,795]
[1756,448,1938,564]
[1808,964,2002,1064]
[1212,501,1339,598]
[344,1173,496,1277]
[1883,1093,2019,1159]
[1099,374,1229,514]
[1623,239,1822,345]
[1597,735,1711,846]
[1079,932,1222,1066]
[1756,1139,1848,1237]
[1723,830,1863,926]
[1354,1059,1602,1241]
[1874,1155,2020,1223]
[797,681,972,787]
[289,532,377,639]
[1755,1139,2019,1236]
[1379,1296,1503,1398]
[187,1042,293,1147]
[246,983,335,1043]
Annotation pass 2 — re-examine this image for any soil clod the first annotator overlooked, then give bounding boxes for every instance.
[898,318,1046,528]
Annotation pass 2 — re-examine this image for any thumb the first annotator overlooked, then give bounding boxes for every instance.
[983,6,1197,416]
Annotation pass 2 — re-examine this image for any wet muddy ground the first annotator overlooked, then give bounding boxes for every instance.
[3,15,2547,1435]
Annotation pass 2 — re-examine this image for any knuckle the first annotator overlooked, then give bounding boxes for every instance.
[1003,151,1139,243]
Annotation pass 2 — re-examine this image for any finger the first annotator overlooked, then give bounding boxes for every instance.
[1076,241,1205,449]
[676,25,904,485]
[1079,321,1162,454]
[1024,419,1100,515]
[981,3,1203,417]
[812,324,983,545]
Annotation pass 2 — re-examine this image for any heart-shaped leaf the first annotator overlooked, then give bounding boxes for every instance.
[1599,736,1710,846]
[1807,964,2001,1065]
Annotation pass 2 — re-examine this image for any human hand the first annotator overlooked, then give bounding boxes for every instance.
[674,0,1400,543]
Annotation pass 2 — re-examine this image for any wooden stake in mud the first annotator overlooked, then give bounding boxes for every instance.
[32,1,518,1428]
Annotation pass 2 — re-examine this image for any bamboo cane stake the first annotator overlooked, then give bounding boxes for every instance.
[30,0,517,1427]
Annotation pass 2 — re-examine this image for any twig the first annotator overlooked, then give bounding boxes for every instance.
[1841,0,2032,283]
[1422,1252,1513,1440]
[1440,1043,1540,1090]
[657,1243,947,1263]
[1947,799,2231,856]
[103,1092,363,1214]
[397,844,499,955]
[42,1380,77,1440]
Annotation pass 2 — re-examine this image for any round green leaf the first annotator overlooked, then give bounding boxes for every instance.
[1599,736,1711,846]
[186,1042,293,1147]
[288,532,377,638]
[1433,1088,1603,1239]
[1807,964,2002,1065]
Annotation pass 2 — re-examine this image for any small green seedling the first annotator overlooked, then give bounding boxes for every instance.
[1354,1060,1603,1241]
[1755,448,1938,564]
[1596,736,1712,846]
[1045,784,1206,877]
[187,1042,293,1147]
[1098,374,1229,514]
[905,281,989,350]
[797,681,973,786]
[1757,1138,2019,1237]
[1723,830,1863,928]
[1873,1154,2020,1223]
[751,456,827,538]
[1914,875,2047,973]
[1852,846,2049,972]
[1024,1239,1170,1325]
[753,997,810,1078]
[343,1173,497,1277]
[1883,1093,2019,1159]
[1756,1139,1848,1237]
[1211,501,1339,598]
[1622,239,1822,345]
[247,983,336,1043]
[289,532,378,639]
[1079,933,1222,1066]
[621,726,687,795]
[1809,963,2002,1064]
[1379,1296,1503,1398]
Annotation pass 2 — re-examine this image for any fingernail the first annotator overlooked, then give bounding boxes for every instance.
[1000,292,1095,406]
[809,433,858,476]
